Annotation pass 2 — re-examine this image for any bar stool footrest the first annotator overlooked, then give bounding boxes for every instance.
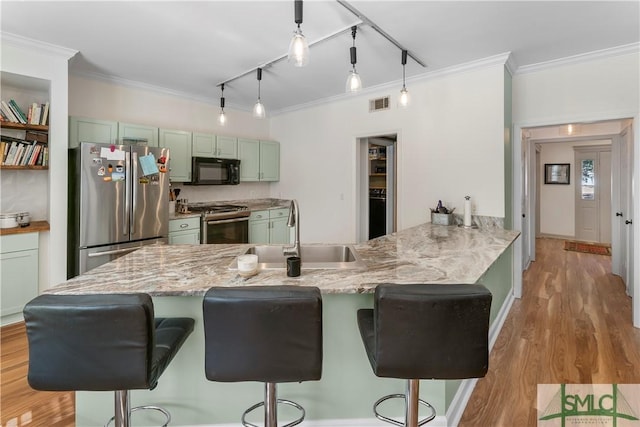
[373,393,436,427]
[106,405,171,427]
[241,398,305,427]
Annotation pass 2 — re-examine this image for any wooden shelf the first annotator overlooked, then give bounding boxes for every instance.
[0,220,50,236]
[0,165,48,170]
[369,173,386,177]
[0,122,48,132]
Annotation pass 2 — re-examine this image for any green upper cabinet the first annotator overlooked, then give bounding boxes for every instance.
[238,138,279,182]
[118,122,159,147]
[69,116,118,148]
[238,138,260,181]
[192,133,237,159]
[160,129,192,182]
[216,135,238,159]
[259,140,280,181]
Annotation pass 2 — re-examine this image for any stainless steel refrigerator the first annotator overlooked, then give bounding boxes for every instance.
[68,142,170,278]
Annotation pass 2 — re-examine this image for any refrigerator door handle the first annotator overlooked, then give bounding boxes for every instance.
[124,150,131,236]
[87,247,138,258]
[131,151,138,235]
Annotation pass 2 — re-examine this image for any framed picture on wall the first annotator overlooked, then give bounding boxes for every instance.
[544,163,570,184]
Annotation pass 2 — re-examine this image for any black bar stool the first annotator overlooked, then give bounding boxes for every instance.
[23,293,195,427]
[357,283,492,427]
[203,285,322,427]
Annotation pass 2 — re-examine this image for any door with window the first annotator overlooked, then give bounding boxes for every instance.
[574,146,612,243]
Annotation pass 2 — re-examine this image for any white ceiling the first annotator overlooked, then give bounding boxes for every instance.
[2,1,639,115]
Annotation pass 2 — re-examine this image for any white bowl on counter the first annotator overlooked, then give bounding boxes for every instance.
[237,254,258,277]
[0,212,30,229]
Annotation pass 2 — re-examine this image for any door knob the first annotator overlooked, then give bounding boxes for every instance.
[626,220,633,225]
[616,212,623,217]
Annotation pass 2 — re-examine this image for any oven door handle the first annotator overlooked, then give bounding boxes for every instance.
[206,217,249,225]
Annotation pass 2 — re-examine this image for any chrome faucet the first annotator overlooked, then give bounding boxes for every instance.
[283,199,300,258]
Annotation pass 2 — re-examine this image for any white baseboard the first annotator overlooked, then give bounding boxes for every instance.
[179,416,448,427]
[444,290,515,427]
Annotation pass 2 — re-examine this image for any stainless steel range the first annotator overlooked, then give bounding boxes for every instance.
[187,203,250,244]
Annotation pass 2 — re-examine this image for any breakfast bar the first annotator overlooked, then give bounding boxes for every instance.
[47,222,519,426]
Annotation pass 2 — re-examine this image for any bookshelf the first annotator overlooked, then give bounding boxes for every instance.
[1,117,49,170]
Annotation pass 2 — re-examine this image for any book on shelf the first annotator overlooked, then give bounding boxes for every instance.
[1,101,19,123]
[8,100,27,124]
[0,100,50,126]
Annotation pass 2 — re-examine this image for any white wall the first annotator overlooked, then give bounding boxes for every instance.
[271,64,506,243]
[538,139,611,237]
[1,34,77,289]
[68,75,274,202]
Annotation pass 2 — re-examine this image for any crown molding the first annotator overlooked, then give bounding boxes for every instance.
[1,32,78,60]
[516,42,640,74]
[272,52,513,116]
[70,68,218,106]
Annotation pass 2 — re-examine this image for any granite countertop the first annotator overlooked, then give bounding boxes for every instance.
[47,222,519,296]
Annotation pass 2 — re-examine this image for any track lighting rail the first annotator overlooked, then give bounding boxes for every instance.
[217,22,362,88]
[336,0,427,68]
[216,0,426,89]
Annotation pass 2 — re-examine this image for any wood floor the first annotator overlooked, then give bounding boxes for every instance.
[1,237,638,427]
[0,322,74,427]
[459,237,640,426]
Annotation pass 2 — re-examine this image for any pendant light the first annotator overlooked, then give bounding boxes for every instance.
[253,68,266,119]
[218,84,227,125]
[345,26,362,93]
[399,50,409,108]
[288,0,309,67]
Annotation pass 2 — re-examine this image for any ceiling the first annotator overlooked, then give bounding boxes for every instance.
[2,1,639,115]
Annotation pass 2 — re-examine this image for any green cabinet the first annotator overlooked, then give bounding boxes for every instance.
[69,116,118,148]
[160,129,192,182]
[192,134,237,159]
[248,208,290,244]
[1,233,39,326]
[119,122,159,147]
[70,117,158,148]
[169,217,200,245]
[238,138,280,182]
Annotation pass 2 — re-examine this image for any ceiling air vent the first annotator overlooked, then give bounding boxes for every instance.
[369,96,390,112]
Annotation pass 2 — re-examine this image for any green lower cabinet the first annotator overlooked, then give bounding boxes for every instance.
[1,233,39,326]
[248,208,290,244]
[168,217,200,244]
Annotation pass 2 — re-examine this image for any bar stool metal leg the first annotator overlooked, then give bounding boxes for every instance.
[241,382,306,427]
[107,390,171,427]
[114,390,130,427]
[372,380,436,427]
[265,382,277,427]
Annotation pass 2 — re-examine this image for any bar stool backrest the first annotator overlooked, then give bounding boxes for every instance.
[24,293,155,391]
[373,283,492,380]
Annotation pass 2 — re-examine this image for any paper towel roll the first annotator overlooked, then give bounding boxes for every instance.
[464,196,472,227]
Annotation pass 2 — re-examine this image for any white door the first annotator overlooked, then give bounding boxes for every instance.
[575,150,599,242]
[599,150,612,244]
[574,146,612,243]
[619,127,634,295]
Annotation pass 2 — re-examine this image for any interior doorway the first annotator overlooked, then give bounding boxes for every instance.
[574,145,612,243]
[356,134,397,243]
[517,118,636,320]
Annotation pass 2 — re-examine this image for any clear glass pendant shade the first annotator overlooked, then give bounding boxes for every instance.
[218,110,227,125]
[346,69,362,93]
[288,29,309,67]
[399,87,410,108]
[253,100,265,119]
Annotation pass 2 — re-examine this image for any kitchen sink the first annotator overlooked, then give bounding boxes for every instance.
[230,244,367,270]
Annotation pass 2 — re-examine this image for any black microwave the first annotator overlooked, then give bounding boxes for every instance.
[189,157,240,185]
